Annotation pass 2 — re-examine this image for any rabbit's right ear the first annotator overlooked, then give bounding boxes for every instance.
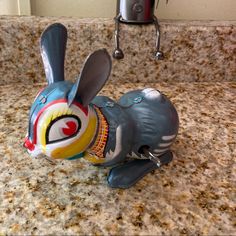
[40,23,67,85]
[68,49,112,107]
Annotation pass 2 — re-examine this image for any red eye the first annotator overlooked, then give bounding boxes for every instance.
[46,115,81,144]
[62,121,77,136]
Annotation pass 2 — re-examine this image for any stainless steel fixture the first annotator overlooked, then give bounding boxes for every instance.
[113,0,166,60]
[117,0,156,24]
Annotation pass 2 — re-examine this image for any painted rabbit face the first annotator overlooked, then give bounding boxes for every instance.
[24,82,98,159]
[23,23,111,160]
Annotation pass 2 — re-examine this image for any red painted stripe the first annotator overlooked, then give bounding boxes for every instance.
[34,88,45,102]
[72,101,88,116]
[24,137,35,151]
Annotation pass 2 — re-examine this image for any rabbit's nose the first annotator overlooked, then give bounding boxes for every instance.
[23,137,35,151]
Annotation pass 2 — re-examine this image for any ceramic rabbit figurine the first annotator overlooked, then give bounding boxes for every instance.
[24,23,179,189]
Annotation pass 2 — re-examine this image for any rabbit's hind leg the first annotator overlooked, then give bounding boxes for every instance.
[107,151,173,189]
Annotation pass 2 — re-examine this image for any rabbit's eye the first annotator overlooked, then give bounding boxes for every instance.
[46,115,81,144]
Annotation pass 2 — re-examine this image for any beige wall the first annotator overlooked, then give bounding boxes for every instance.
[1,0,236,20]
[157,0,236,20]
[0,0,31,15]
[0,0,19,15]
[30,0,236,20]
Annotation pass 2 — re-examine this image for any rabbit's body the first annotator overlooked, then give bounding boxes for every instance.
[24,23,179,189]
[90,88,178,167]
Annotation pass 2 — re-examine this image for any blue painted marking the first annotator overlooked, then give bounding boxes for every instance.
[67,152,84,160]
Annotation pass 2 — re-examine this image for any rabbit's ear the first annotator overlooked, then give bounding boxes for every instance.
[68,49,112,107]
[40,23,67,85]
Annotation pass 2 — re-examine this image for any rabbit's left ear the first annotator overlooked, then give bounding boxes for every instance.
[40,23,67,84]
[68,49,112,107]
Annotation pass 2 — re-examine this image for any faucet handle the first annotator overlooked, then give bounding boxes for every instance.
[113,14,124,60]
[113,48,124,60]
[155,51,164,60]
[153,16,164,60]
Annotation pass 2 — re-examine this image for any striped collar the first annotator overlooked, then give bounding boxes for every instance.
[87,106,109,161]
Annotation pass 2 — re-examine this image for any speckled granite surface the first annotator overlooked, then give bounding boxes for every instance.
[0,81,235,235]
[0,16,235,85]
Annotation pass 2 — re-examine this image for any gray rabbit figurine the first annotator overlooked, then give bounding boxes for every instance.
[24,23,179,189]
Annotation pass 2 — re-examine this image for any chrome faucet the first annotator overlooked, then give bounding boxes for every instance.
[113,0,167,60]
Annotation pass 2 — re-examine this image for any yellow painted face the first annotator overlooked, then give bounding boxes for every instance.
[32,100,97,159]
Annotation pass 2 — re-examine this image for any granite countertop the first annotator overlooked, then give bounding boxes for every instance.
[0,81,235,235]
[0,15,235,235]
[0,16,236,86]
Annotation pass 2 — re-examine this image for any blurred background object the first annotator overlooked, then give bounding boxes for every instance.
[0,0,236,21]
